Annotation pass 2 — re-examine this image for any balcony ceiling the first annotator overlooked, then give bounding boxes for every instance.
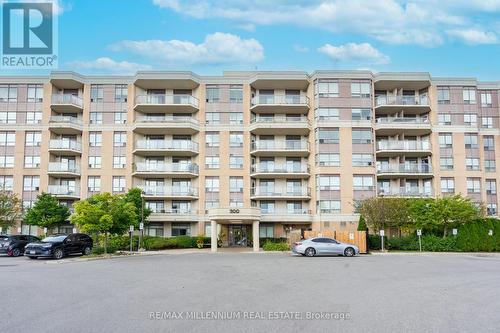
[134,72,200,89]
[249,73,310,90]
[374,79,431,90]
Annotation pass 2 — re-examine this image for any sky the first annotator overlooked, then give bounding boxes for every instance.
[3,0,500,80]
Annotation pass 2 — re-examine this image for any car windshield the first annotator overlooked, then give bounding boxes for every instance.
[42,236,67,242]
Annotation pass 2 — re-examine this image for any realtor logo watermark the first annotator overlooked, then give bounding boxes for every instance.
[1,0,58,69]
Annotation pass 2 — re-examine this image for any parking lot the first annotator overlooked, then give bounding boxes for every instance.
[1,252,500,333]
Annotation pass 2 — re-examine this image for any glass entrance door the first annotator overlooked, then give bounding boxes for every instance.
[228,225,249,247]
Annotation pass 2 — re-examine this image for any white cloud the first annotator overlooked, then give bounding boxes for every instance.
[318,42,390,64]
[109,32,264,65]
[447,29,498,44]
[152,0,500,47]
[66,57,152,74]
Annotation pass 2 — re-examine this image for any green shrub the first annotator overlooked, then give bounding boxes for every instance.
[368,234,384,250]
[262,241,290,251]
[259,237,288,244]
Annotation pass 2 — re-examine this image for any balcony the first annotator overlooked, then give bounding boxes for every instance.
[260,208,313,222]
[249,115,310,135]
[250,163,310,178]
[374,117,431,135]
[250,187,311,200]
[50,94,84,112]
[148,209,199,222]
[375,95,430,114]
[377,164,433,178]
[48,140,82,155]
[378,187,433,197]
[133,140,199,156]
[250,95,310,113]
[134,115,199,134]
[376,141,432,157]
[48,116,83,134]
[47,185,80,199]
[47,163,81,177]
[134,94,199,113]
[138,185,198,199]
[250,140,310,157]
[132,163,199,177]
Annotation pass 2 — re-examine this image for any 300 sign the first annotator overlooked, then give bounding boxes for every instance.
[229,209,240,214]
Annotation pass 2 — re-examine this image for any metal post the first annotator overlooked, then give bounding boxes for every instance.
[138,192,144,251]
[418,235,422,252]
[129,231,133,252]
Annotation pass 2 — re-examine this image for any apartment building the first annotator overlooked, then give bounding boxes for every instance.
[0,71,498,251]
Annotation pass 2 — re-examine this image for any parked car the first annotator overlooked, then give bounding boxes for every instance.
[0,235,40,257]
[24,233,93,259]
[292,237,359,257]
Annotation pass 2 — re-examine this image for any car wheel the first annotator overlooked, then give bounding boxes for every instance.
[305,247,316,257]
[53,249,64,260]
[83,246,92,256]
[27,256,36,259]
[11,248,21,257]
[344,247,355,257]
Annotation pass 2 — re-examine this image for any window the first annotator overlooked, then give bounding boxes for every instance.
[352,129,372,144]
[113,156,126,168]
[317,128,339,144]
[205,132,219,147]
[437,87,450,104]
[88,176,101,192]
[0,111,16,124]
[317,175,340,190]
[88,156,101,168]
[229,132,243,147]
[485,160,496,172]
[482,117,493,128]
[0,85,17,102]
[487,203,498,216]
[352,109,371,120]
[145,201,165,214]
[351,82,370,98]
[315,108,339,120]
[316,153,340,167]
[466,178,481,193]
[171,223,191,236]
[486,179,497,195]
[205,112,220,124]
[0,175,13,191]
[438,114,451,125]
[23,176,39,191]
[90,85,104,102]
[352,154,372,166]
[26,111,42,124]
[27,84,43,102]
[25,131,41,146]
[317,200,341,213]
[353,175,373,190]
[463,87,476,104]
[483,136,494,151]
[113,132,127,146]
[0,155,14,168]
[115,84,128,102]
[440,178,455,193]
[146,222,164,237]
[89,112,103,124]
[464,134,478,149]
[205,177,220,192]
[465,157,480,171]
[205,156,220,169]
[439,133,453,148]
[89,132,102,147]
[114,112,127,124]
[24,155,40,168]
[230,177,244,192]
[205,200,219,210]
[315,80,339,97]
[230,85,243,103]
[112,176,125,193]
[0,132,15,146]
[229,155,243,169]
[440,157,454,170]
[206,86,220,103]
[480,92,492,107]
[463,114,477,126]
[260,201,275,214]
[259,224,274,238]
[229,112,243,125]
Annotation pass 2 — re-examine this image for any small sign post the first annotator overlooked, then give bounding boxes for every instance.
[43,227,47,235]
[129,225,134,252]
[379,230,385,251]
[488,229,493,236]
[452,228,458,236]
[72,228,77,234]
[417,229,422,252]
[138,223,144,251]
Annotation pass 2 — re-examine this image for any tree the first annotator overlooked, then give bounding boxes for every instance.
[357,215,367,231]
[24,193,70,233]
[0,190,23,232]
[71,192,138,253]
[124,187,151,226]
[357,197,411,233]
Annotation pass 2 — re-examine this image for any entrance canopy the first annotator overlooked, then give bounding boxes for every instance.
[207,207,261,223]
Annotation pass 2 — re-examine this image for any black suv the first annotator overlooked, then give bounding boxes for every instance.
[24,233,93,259]
[0,235,40,257]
